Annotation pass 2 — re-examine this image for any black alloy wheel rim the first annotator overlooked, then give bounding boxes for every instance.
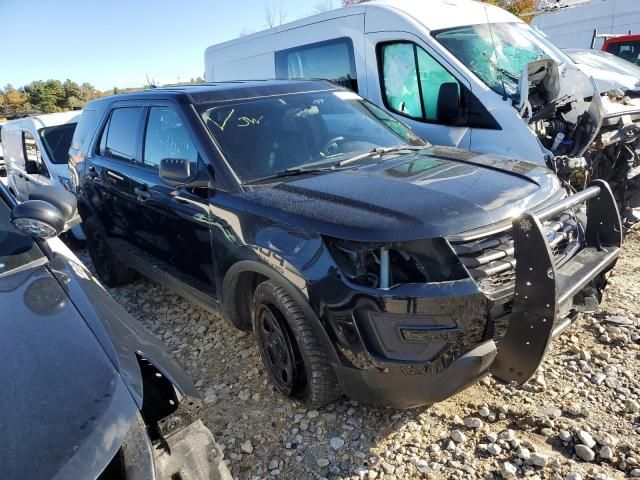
[255,304,299,396]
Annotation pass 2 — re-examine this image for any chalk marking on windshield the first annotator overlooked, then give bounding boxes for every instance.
[238,116,264,127]
[211,108,235,131]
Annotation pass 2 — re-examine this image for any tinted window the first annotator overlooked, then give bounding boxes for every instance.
[380,42,459,123]
[70,110,98,151]
[40,123,76,165]
[0,196,44,277]
[99,107,143,161]
[276,38,358,92]
[199,89,425,182]
[143,107,198,168]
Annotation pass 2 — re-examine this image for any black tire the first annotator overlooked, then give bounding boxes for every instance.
[253,279,342,408]
[84,216,138,287]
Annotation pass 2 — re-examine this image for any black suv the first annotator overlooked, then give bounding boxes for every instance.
[72,80,622,409]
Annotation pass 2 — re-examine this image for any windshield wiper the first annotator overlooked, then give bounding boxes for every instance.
[337,146,425,167]
[243,165,335,185]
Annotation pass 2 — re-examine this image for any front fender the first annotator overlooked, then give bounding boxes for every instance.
[48,244,200,408]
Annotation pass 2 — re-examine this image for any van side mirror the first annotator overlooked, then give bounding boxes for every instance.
[436,83,461,126]
[160,158,192,186]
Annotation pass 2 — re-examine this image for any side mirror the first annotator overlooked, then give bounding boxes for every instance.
[11,200,65,239]
[160,158,192,187]
[28,185,78,224]
[436,82,461,126]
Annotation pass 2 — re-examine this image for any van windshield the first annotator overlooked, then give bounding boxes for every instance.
[39,123,77,165]
[198,90,426,183]
[434,22,565,100]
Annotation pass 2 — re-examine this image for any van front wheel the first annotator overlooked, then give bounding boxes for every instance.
[253,279,342,408]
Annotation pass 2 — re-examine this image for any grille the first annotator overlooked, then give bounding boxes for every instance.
[451,212,581,298]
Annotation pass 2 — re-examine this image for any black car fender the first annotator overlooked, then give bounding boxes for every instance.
[222,259,341,366]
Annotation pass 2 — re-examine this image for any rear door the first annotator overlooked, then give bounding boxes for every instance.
[127,104,215,297]
[89,106,145,240]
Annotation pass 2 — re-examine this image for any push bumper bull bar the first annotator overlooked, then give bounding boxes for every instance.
[491,179,622,383]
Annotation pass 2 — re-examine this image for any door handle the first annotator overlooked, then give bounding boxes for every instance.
[134,186,151,202]
[18,173,24,179]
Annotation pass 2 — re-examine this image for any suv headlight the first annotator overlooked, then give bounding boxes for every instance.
[324,237,467,289]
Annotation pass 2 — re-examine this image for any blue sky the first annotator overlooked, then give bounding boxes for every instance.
[1,0,332,90]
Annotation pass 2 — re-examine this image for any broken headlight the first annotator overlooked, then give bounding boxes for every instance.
[324,237,467,289]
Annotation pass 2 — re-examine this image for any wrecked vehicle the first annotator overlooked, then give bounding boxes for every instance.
[0,183,230,479]
[72,80,621,408]
[204,0,640,224]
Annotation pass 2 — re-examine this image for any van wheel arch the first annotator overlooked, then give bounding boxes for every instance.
[222,260,341,366]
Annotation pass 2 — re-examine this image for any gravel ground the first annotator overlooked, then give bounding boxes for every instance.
[76,229,640,480]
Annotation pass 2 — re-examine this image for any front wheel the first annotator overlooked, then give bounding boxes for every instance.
[252,280,342,408]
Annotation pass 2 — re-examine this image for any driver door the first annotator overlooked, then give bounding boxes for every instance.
[364,32,472,149]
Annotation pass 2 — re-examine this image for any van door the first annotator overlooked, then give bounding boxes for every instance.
[22,130,52,196]
[364,33,472,149]
[11,131,49,201]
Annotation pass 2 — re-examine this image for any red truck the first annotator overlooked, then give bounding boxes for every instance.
[602,34,640,66]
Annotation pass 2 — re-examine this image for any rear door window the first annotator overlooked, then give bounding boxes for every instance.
[275,37,358,92]
[98,107,144,162]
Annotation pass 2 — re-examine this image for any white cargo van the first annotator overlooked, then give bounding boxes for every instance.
[1,111,84,239]
[205,0,640,223]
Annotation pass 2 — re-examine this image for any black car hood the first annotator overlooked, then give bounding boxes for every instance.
[0,266,137,480]
[242,146,561,242]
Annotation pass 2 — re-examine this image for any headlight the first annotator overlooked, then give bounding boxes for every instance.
[324,237,467,289]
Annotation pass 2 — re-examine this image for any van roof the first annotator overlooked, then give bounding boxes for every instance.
[2,111,82,130]
[85,79,341,108]
[205,0,519,54]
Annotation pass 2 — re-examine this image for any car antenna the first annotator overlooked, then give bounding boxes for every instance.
[484,4,509,101]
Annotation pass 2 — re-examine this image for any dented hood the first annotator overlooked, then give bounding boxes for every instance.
[242,146,561,242]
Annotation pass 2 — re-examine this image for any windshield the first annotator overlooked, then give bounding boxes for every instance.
[198,89,426,183]
[0,195,45,277]
[39,123,77,165]
[435,22,566,100]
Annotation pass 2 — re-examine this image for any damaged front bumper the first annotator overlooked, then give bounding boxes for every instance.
[331,181,621,408]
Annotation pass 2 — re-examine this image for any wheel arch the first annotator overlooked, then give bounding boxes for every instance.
[222,260,341,366]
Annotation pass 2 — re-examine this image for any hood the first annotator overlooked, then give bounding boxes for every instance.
[242,146,561,242]
[574,62,640,94]
[0,266,137,480]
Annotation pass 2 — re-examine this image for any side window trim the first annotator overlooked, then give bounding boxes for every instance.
[275,36,359,92]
